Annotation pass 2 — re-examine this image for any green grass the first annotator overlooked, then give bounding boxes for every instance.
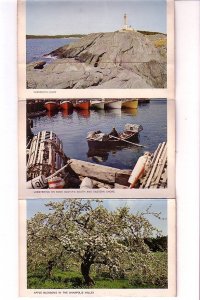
[28,273,134,289]
[28,269,83,289]
[28,252,168,289]
[28,273,163,289]
[93,278,131,289]
[28,269,166,289]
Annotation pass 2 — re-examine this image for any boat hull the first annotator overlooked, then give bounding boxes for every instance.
[91,102,104,110]
[44,102,59,111]
[122,100,138,109]
[74,102,90,110]
[60,101,73,110]
[104,101,122,109]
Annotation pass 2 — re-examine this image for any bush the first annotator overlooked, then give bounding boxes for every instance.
[128,252,168,288]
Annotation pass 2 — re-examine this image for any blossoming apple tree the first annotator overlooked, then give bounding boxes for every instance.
[27,199,163,286]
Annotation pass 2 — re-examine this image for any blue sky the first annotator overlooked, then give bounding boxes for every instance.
[26,0,166,35]
[27,199,167,235]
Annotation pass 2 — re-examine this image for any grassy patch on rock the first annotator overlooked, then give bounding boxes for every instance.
[154,38,167,48]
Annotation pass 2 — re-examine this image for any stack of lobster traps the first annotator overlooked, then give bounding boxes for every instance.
[27,131,67,182]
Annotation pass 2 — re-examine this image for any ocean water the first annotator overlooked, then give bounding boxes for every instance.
[26,38,79,63]
[30,100,167,170]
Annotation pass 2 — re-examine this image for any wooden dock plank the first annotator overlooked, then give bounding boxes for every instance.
[151,145,167,188]
[33,131,40,165]
[38,130,45,164]
[145,142,166,188]
[140,143,162,188]
[139,142,167,189]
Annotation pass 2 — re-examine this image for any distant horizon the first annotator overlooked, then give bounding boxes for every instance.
[27,0,166,35]
[26,28,167,37]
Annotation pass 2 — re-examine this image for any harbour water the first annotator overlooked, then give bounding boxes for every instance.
[26,38,79,63]
[30,100,167,170]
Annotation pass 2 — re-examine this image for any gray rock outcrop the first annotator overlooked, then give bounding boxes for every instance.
[26,31,167,89]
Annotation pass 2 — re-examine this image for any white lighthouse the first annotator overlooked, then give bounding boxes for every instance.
[124,13,128,30]
[119,13,134,32]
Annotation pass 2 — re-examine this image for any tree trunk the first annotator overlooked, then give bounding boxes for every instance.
[47,260,54,278]
[81,262,95,286]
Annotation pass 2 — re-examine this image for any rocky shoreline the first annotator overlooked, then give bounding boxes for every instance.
[26,31,167,89]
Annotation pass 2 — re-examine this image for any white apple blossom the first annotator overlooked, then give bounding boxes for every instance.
[27,199,165,286]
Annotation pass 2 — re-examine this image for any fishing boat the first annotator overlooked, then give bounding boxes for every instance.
[122,99,138,109]
[104,100,122,109]
[59,100,73,110]
[90,101,104,110]
[44,101,59,112]
[87,123,143,149]
[73,101,90,110]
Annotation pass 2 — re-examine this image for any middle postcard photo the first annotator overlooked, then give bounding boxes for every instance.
[20,98,175,199]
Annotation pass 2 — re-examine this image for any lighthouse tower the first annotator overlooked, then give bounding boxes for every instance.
[124,13,128,30]
[119,13,134,32]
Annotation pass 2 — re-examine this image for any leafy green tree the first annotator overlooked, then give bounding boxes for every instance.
[144,236,167,252]
[27,199,164,286]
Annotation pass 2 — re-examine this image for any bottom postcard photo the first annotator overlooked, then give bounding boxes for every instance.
[19,198,176,297]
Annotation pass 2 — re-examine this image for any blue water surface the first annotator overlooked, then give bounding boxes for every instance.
[31,100,167,170]
[26,38,78,63]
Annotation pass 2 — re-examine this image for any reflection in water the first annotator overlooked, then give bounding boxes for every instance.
[122,108,138,117]
[30,100,167,170]
[76,109,91,118]
[87,142,144,163]
[61,109,73,118]
[87,149,109,163]
[104,109,122,118]
[46,110,57,118]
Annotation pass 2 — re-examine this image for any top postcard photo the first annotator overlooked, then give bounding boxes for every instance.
[25,0,173,90]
